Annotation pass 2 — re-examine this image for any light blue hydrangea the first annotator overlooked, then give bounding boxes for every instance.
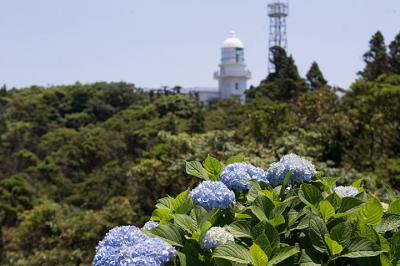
[190,181,236,211]
[220,163,269,192]
[143,221,159,231]
[334,186,359,198]
[201,227,235,250]
[266,154,316,186]
[94,226,176,266]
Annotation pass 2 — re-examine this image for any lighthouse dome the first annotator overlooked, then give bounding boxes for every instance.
[222,31,244,49]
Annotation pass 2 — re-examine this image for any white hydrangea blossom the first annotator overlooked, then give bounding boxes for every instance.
[201,227,235,250]
[334,186,359,198]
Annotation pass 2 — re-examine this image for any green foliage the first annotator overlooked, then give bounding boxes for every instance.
[0,32,400,264]
[360,31,390,81]
[389,32,400,74]
[146,156,399,266]
[306,61,328,90]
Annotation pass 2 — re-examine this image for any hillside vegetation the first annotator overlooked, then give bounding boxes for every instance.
[0,31,400,265]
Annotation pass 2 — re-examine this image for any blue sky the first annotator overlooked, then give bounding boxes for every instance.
[0,0,398,89]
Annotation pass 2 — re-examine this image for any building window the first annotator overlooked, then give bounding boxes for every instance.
[235,83,239,90]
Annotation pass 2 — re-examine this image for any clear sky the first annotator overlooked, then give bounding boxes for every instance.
[0,0,398,90]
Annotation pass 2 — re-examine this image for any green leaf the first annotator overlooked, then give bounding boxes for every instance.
[267,247,299,266]
[213,243,252,264]
[391,231,400,261]
[308,214,328,253]
[299,184,322,210]
[374,214,400,233]
[319,200,335,223]
[352,178,365,192]
[357,198,384,225]
[174,214,197,234]
[151,208,173,221]
[204,155,224,181]
[390,199,400,214]
[226,155,245,165]
[324,234,343,257]
[155,197,174,210]
[268,214,285,227]
[340,238,383,258]
[186,161,209,180]
[250,243,269,266]
[173,190,193,214]
[330,222,353,247]
[226,221,252,239]
[252,222,280,256]
[251,196,275,222]
[338,197,364,213]
[150,224,184,247]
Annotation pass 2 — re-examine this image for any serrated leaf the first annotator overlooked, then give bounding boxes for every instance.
[226,155,245,165]
[267,247,299,266]
[213,243,252,264]
[151,208,173,221]
[251,196,275,222]
[155,197,174,210]
[374,214,400,233]
[250,244,269,266]
[252,221,280,256]
[338,197,364,213]
[299,184,322,211]
[150,224,184,247]
[226,220,252,239]
[186,161,209,180]
[340,238,383,258]
[319,200,335,223]
[357,198,384,225]
[204,155,224,181]
[324,234,343,256]
[391,231,400,260]
[330,222,352,247]
[308,215,328,253]
[174,214,197,234]
[390,200,400,214]
[352,178,365,192]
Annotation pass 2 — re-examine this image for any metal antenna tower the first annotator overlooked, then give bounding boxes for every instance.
[268,0,289,73]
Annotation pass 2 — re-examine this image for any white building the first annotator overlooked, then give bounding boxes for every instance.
[214,31,251,103]
[184,31,251,104]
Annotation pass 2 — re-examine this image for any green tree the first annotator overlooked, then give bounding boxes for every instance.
[389,32,400,74]
[306,62,328,90]
[246,46,308,101]
[359,31,390,81]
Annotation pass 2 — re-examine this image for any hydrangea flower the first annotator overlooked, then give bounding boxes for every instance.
[94,226,175,266]
[201,227,235,250]
[334,186,359,198]
[266,154,316,186]
[190,181,236,211]
[220,162,269,191]
[143,221,159,231]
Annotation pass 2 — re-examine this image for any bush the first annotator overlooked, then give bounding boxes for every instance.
[95,154,400,265]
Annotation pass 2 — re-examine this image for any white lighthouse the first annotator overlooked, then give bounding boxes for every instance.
[214,31,251,103]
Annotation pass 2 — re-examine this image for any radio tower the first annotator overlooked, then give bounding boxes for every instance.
[268,0,289,73]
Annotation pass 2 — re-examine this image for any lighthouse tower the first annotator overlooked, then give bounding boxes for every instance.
[214,31,251,104]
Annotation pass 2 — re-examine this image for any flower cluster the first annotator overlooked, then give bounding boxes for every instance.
[220,162,269,191]
[190,181,236,211]
[334,186,359,198]
[143,221,159,231]
[201,227,235,250]
[266,154,316,186]
[94,226,175,266]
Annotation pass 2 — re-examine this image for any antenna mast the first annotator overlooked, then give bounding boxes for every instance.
[268,0,289,73]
